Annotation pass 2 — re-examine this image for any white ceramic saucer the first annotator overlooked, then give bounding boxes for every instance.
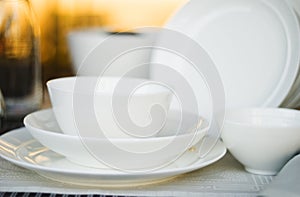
[24,109,209,170]
[0,128,226,187]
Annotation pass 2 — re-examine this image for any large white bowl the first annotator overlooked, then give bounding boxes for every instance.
[222,108,300,175]
[47,76,172,138]
[24,109,208,170]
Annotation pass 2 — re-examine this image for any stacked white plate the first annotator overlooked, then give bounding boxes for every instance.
[0,127,226,187]
[0,109,226,187]
[281,0,300,108]
[150,0,300,110]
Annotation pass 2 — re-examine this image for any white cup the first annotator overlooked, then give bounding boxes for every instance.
[67,28,156,78]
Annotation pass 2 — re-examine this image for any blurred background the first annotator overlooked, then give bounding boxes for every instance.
[31,0,187,83]
[0,0,188,133]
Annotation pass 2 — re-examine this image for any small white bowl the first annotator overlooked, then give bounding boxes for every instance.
[24,109,208,170]
[47,76,172,138]
[222,108,300,175]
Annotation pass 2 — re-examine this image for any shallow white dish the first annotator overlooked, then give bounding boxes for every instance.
[0,128,226,187]
[151,0,300,108]
[222,108,300,175]
[24,109,208,170]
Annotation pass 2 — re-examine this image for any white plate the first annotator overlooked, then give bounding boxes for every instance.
[0,128,226,187]
[281,1,300,108]
[150,0,300,109]
[24,109,208,170]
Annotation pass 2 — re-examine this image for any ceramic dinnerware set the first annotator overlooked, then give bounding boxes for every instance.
[1,0,300,187]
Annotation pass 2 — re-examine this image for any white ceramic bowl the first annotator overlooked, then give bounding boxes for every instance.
[24,109,208,170]
[67,28,156,77]
[222,108,300,175]
[47,76,172,138]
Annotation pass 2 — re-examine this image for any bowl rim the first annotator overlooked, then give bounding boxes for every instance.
[46,76,171,96]
[224,107,300,128]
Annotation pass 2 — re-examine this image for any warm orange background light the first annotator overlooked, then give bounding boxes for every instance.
[29,0,188,77]
[32,0,187,29]
[98,0,188,31]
